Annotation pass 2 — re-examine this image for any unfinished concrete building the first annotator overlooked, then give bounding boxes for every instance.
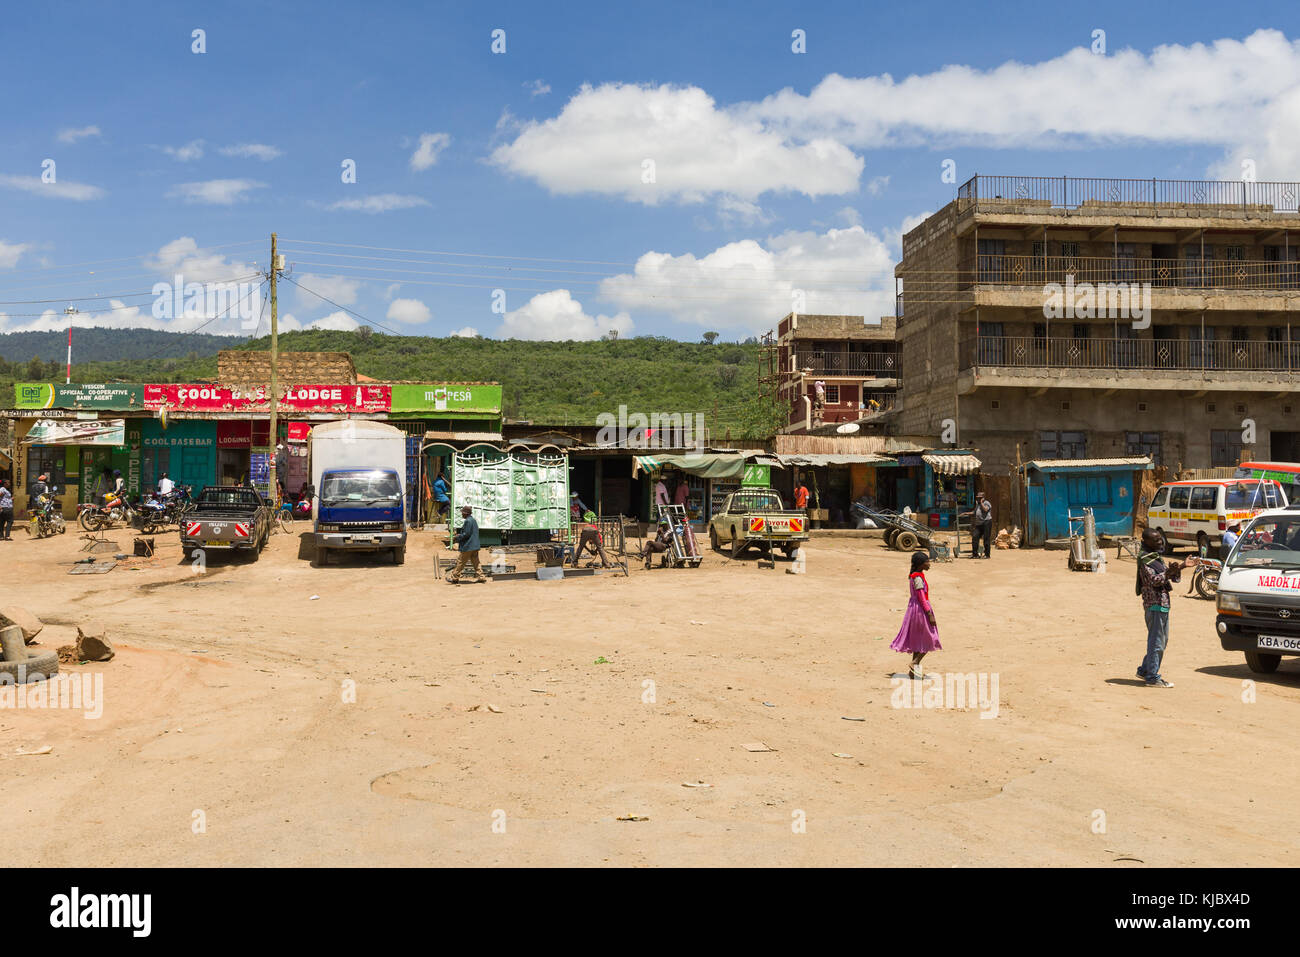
[896,175,1300,472]
[765,313,900,433]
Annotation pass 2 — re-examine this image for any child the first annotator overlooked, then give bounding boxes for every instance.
[890,550,941,679]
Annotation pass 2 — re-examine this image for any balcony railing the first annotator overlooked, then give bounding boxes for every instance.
[962,335,1300,373]
[961,254,1300,291]
[793,351,899,375]
[957,174,1300,213]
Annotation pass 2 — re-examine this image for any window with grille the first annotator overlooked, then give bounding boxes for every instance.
[1126,431,1160,464]
[1210,428,1244,467]
[25,446,67,492]
[825,385,840,404]
[1040,431,1087,459]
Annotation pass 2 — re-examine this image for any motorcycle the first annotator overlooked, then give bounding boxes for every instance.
[78,491,132,531]
[1189,547,1221,600]
[138,493,170,533]
[28,494,67,538]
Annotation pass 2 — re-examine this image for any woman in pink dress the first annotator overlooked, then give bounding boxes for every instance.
[890,551,941,679]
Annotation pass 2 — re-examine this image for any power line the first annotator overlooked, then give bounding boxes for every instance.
[278,273,407,336]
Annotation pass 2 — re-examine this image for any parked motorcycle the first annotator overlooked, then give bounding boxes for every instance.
[1189,548,1221,599]
[78,491,132,531]
[28,495,67,538]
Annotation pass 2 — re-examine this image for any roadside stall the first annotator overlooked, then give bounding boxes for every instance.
[632,452,780,527]
[920,451,983,531]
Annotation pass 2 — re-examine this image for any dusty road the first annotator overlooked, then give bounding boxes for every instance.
[1,523,1296,867]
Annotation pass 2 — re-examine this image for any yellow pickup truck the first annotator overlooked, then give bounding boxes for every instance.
[708,488,809,560]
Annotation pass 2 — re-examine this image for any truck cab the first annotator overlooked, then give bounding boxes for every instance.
[315,467,406,564]
[1215,504,1300,673]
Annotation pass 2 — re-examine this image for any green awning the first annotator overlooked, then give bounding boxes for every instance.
[635,452,747,480]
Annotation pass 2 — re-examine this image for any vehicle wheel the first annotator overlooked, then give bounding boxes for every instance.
[318,548,332,566]
[393,546,405,565]
[885,529,899,548]
[78,510,96,531]
[730,528,743,558]
[1196,531,1209,556]
[709,526,720,551]
[1194,570,1218,600]
[1245,650,1282,674]
[1157,529,1174,555]
[0,650,58,683]
[781,544,795,558]
[896,531,919,551]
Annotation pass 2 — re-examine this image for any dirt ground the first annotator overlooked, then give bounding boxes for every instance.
[1,522,1297,868]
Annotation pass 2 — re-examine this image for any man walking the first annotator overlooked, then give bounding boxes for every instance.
[973,492,994,559]
[1136,528,1197,688]
[0,479,13,541]
[447,505,487,583]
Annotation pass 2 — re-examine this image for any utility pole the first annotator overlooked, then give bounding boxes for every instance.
[268,233,281,501]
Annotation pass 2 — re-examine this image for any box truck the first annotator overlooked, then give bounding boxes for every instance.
[309,420,407,565]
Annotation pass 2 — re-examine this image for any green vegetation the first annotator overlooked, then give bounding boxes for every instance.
[1,328,780,439]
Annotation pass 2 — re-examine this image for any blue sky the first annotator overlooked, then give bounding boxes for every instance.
[2,0,1299,341]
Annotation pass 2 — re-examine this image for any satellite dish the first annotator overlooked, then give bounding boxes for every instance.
[836,422,860,434]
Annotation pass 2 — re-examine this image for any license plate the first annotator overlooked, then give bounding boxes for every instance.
[1258,634,1300,652]
[373,536,382,544]
[206,540,230,547]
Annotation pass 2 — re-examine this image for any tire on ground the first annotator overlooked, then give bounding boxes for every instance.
[393,546,405,565]
[896,531,919,551]
[0,650,59,683]
[1245,650,1281,674]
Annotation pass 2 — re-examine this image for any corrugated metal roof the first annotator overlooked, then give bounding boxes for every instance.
[780,453,896,467]
[1025,457,1153,470]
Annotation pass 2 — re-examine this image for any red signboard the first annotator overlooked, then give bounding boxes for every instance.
[145,384,391,414]
[217,420,252,447]
[287,422,311,443]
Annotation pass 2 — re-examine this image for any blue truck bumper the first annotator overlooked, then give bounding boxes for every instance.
[317,531,406,551]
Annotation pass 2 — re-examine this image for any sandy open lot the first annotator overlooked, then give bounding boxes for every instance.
[1,522,1297,867]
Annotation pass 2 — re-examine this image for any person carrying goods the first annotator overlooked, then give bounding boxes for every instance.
[446,505,487,584]
[571,510,613,568]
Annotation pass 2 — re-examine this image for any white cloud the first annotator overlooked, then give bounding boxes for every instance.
[323,193,430,213]
[0,174,105,200]
[524,79,551,97]
[295,274,361,308]
[162,139,205,161]
[308,311,361,331]
[409,133,451,171]
[491,82,864,205]
[499,290,633,341]
[0,237,266,335]
[744,29,1300,180]
[598,226,896,332]
[167,179,266,205]
[716,196,772,228]
[834,206,862,227]
[0,240,31,269]
[865,175,889,196]
[57,125,101,144]
[386,297,431,324]
[450,326,480,337]
[219,143,282,160]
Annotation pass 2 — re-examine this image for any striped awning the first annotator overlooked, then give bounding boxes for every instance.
[922,452,982,475]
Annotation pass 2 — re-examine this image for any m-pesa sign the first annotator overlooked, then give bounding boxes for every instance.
[145,384,390,413]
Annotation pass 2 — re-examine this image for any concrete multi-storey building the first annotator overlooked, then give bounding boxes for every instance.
[896,174,1300,472]
[766,312,900,433]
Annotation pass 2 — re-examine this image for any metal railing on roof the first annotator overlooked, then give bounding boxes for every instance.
[957,175,1300,214]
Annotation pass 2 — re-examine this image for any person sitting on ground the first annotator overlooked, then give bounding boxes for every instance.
[643,520,673,569]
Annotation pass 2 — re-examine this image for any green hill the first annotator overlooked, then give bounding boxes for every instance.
[1,329,778,438]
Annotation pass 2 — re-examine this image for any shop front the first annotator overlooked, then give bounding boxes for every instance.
[140,418,217,494]
[632,452,780,527]
[919,451,982,530]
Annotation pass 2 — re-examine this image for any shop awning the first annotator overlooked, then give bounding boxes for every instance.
[779,453,896,468]
[922,452,982,475]
[22,418,126,446]
[634,452,748,480]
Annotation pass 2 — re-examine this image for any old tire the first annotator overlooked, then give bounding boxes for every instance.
[709,526,720,551]
[393,546,405,565]
[0,650,59,683]
[1245,651,1281,674]
[885,529,899,548]
[730,528,743,558]
[896,531,920,551]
